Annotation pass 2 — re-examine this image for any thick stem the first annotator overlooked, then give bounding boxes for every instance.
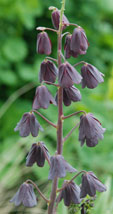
[48,1,66,213]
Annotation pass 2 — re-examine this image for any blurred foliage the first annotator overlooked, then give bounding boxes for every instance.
[0,0,113,213]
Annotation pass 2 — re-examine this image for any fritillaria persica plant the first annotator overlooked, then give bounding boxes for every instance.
[10,0,107,213]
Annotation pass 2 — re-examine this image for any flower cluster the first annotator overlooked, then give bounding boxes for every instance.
[11,3,106,213]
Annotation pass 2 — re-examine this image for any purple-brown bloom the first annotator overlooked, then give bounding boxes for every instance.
[57,180,81,206]
[36,32,52,55]
[32,85,56,110]
[64,34,72,59]
[58,62,82,88]
[10,183,37,207]
[55,86,81,106]
[26,142,50,167]
[14,112,43,137]
[80,171,107,198]
[81,63,104,89]
[52,8,69,30]
[70,27,89,56]
[79,113,106,147]
[48,155,77,180]
[39,59,58,83]
[64,34,78,59]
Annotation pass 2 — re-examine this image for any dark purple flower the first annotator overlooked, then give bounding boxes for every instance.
[48,155,77,180]
[81,63,104,89]
[14,112,43,137]
[57,180,81,206]
[70,27,89,56]
[10,182,37,207]
[39,59,58,83]
[36,32,52,55]
[32,85,56,110]
[55,86,81,106]
[26,142,50,167]
[64,34,79,59]
[79,113,106,147]
[64,34,72,59]
[52,8,69,30]
[80,171,107,198]
[58,62,82,88]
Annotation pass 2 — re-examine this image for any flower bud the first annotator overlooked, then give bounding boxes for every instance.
[39,59,58,83]
[70,27,89,56]
[58,62,82,88]
[10,183,37,207]
[81,63,104,89]
[32,85,56,110]
[51,8,69,30]
[79,113,106,147]
[80,171,107,198]
[36,32,52,55]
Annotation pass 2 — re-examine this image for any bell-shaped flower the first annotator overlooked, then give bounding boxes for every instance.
[80,171,107,198]
[63,86,81,106]
[79,113,106,147]
[36,32,51,55]
[55,86,81,106]
[52,8,69,30]
[70,27,89,56]
[81,63,104,89]
[64,34,72,59]
[32,85,56,110]
[48,155,77,180]
[58,62,82,88]
[14,112,43,137]
[26,142,50,167]
[57,180,81,206]
[64,34,79,59]
[10,182,37,207]
[39,59,58,83]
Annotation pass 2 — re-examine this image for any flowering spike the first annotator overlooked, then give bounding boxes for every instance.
[36,32,52,55]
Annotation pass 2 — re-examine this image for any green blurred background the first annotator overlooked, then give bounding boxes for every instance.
[0,0,113,213]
